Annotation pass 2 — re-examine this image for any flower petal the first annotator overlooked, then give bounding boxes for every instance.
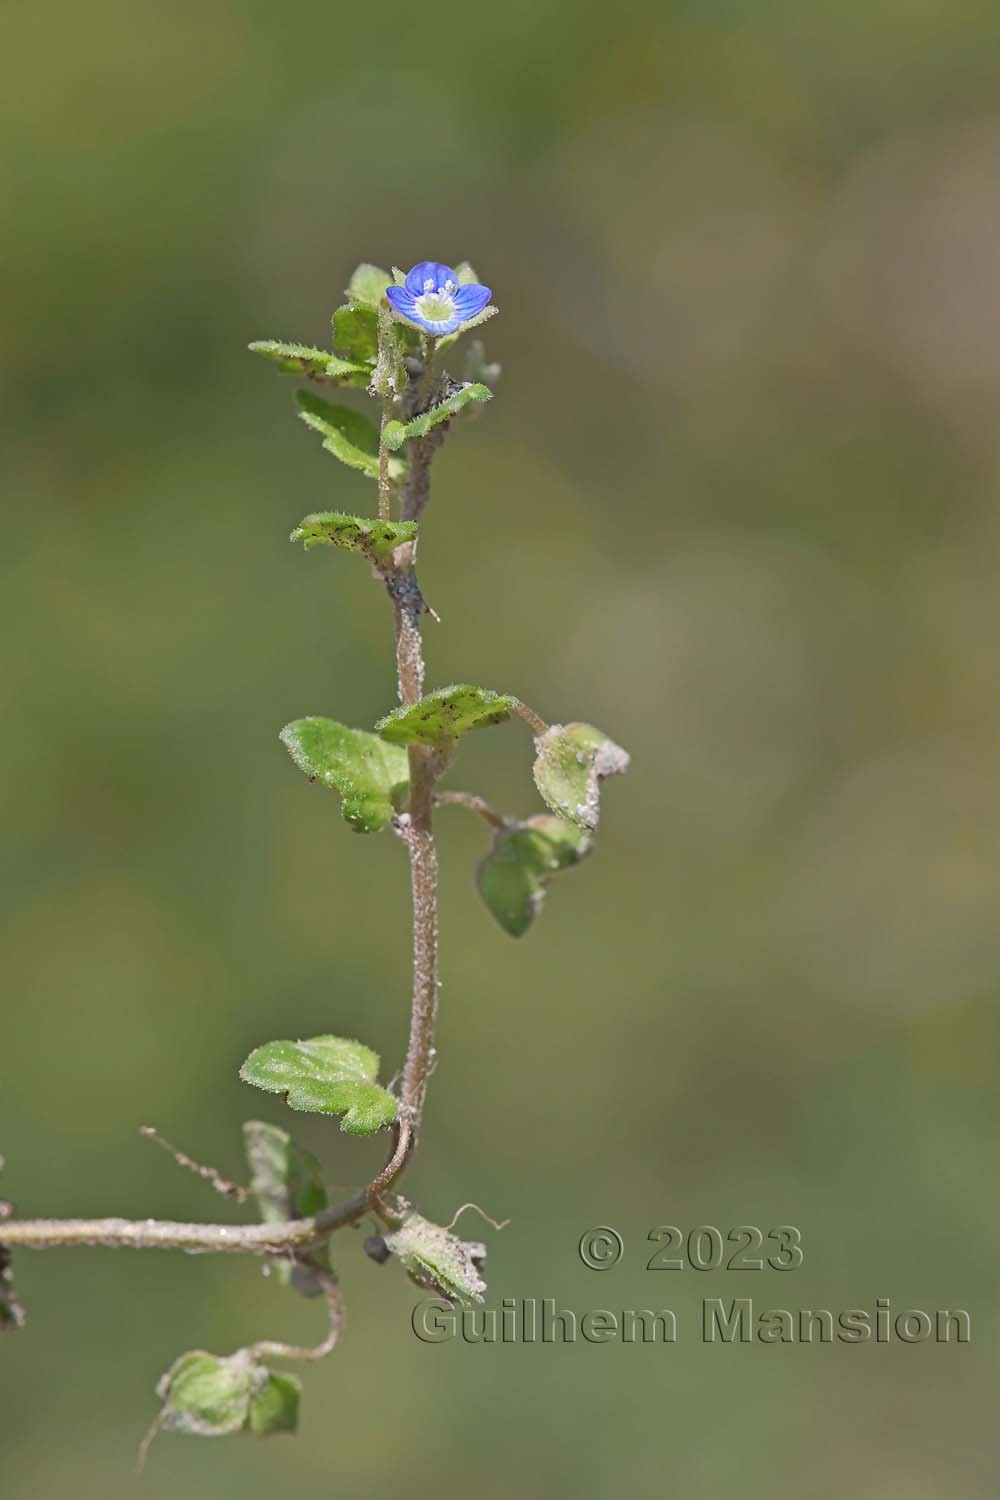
[386,285,419,319]
[452,283,493,322]
[404,261,456,296]
[386,288,460,334]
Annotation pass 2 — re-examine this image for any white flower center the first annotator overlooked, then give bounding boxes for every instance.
[415,279,458,324]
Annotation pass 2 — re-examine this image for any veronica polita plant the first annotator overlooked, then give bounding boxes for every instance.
[0,257,628,1457]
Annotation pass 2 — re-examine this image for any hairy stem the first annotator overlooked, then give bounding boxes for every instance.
[377,394,392,523]
[434,790,507,829]
[366,337,448,1210]
[247,1269,344,1363]
[0,1193,369,1255]
[398,745,439,1132]
[513,699,549,735]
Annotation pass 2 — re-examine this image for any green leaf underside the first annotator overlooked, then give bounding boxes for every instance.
[296,391,391,480]
[376,685,517,748]
[243,1120,327,1222]
[158,1351,252,1437]
[290,512,416,562]
[246,1371,300,1435]
[242,1121,330,1296]
[248,341,368,384]
[384,1213,486,1306]
[346,263,391,309]
[332,304,379,364]
[157,1350,300,1439]
[532,723,630,834]
[477,815,589,938]
[239,1036,397,1134]
[382,384,492,450]
[280,718,409,833]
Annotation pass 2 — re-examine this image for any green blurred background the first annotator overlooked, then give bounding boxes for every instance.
[3,0,1000,1493]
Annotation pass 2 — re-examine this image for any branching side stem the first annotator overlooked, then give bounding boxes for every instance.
[434,790,507,829]
[0,1193,368,1254]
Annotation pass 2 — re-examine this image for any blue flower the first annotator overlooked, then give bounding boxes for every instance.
[385,261,492,336]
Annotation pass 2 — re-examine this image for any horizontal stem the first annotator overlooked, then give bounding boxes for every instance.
[434,790,507,829]
[0,1192,368,1255]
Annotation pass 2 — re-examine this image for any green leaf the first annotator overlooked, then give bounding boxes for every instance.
[243,1121,330,1297]
[248,341,369,384]
[532,723,630,834]
[280,717,409,834]
[384,1212,486,1305]
[157,1350,258,1438]
[376,684,517,748]
[382,383,492,450]
[296,391,388,479]
[332,304,379,364]
[346,263,391,309]
[290,512,416,563]
[239,1035,398,1134]
[246,1371,301,1436]
[244,1120,327,1222]
[155,1351,299,1440]
[477,814,589,938]
[454,262,480,285]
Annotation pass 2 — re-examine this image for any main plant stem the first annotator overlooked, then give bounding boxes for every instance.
[398,748,438,1132]
[369,340,443,1206]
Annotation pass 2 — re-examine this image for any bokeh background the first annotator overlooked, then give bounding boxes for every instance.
[4,0,1000,1494]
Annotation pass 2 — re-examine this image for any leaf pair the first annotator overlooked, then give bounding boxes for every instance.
[470,719,628,938]
[383,1211,486,1306]
[477,815,589,938]
[156,1349,299,1441]
[280,689,517,836]
[280,696,628,941]
[281,696,626,852]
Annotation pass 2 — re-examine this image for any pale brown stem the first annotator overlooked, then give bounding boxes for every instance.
[434,790,507,829]
[247,1270,344,1363]
[398,746,439,1134]
[0,1193,368,1254]
[513,700,548,735]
